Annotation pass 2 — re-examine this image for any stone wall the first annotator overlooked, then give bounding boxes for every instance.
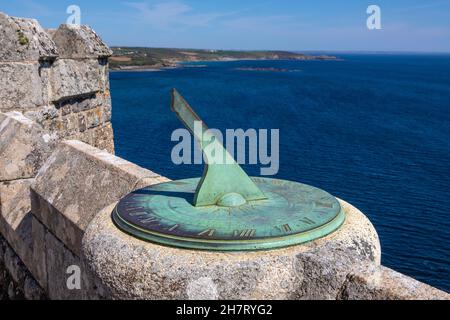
[0,12,448,300]
[0,235,46,299]
[0,12,113,154]
[0,12,114,299]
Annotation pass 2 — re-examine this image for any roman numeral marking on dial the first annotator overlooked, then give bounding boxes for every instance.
[132,194,147,198]
[299,217,315,225]
[281,224,292,233]
[129,211,149,217]
[315,201,333,208]
[139,217,159,224]
[168,224,179,232]
[198,229,215,237]
[125,206,144,212]
[123,202,141,206]
[233,229,256,238]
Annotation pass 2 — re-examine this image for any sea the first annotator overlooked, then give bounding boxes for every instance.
[110,54,450,292]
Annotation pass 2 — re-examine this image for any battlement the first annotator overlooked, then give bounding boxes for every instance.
[0,13,448,300]
[0,12,114,299]
[0,12,113,153]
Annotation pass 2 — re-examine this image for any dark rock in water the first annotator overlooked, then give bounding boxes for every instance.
[235,67,300,72]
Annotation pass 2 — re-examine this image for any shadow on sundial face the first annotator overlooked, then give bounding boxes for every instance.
[133,188,195,205]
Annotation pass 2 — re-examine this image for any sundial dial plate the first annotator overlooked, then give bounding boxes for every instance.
[113,177,345,251]
[112,89,345,251]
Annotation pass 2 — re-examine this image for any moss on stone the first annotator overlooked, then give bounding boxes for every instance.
[17,30,29,46]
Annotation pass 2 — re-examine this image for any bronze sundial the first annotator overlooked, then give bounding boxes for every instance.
[112,89,345,251]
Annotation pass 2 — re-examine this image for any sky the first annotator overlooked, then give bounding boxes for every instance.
[1,0,450,52]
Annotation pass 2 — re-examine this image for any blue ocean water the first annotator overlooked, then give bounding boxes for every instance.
[110,54,450,292]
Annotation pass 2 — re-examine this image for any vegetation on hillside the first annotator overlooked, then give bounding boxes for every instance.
[110,47,336,70]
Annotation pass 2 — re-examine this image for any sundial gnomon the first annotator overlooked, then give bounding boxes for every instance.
[112,89,345,251]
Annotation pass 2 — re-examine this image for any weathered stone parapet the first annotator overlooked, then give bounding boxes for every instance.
[17,93,114,154]
[82,197,449,300]
[0,112,54,291]
[0,234,46,300]
[42,224,110,300]
[0,11,114,153]
[73,122,115,153]
[0,12,56,111]
[339,264,449,300]
[0,12,58,62]
[50,58,109,102]
[0,179,34,262]
[0,13,116,299]
[1,214,107,300]
[0,111,56,181]
[24,140,168,299]
[81,199,381,300]
[0,62,51,112]
[30,140,168,257]
[51,24,112,59]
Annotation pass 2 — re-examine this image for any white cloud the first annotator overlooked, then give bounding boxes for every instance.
[124,1,233,28]
[121,1,450,51]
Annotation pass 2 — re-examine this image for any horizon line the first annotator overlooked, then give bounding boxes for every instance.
[109,46,450,55]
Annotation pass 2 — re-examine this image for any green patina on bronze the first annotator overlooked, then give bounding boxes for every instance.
[112,89,345,251]
[171,89,267,207]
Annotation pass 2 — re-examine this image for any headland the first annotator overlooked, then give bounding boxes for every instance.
[109,47,337,71]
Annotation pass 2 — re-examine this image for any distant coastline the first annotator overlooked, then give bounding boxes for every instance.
[109,47,338,71]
